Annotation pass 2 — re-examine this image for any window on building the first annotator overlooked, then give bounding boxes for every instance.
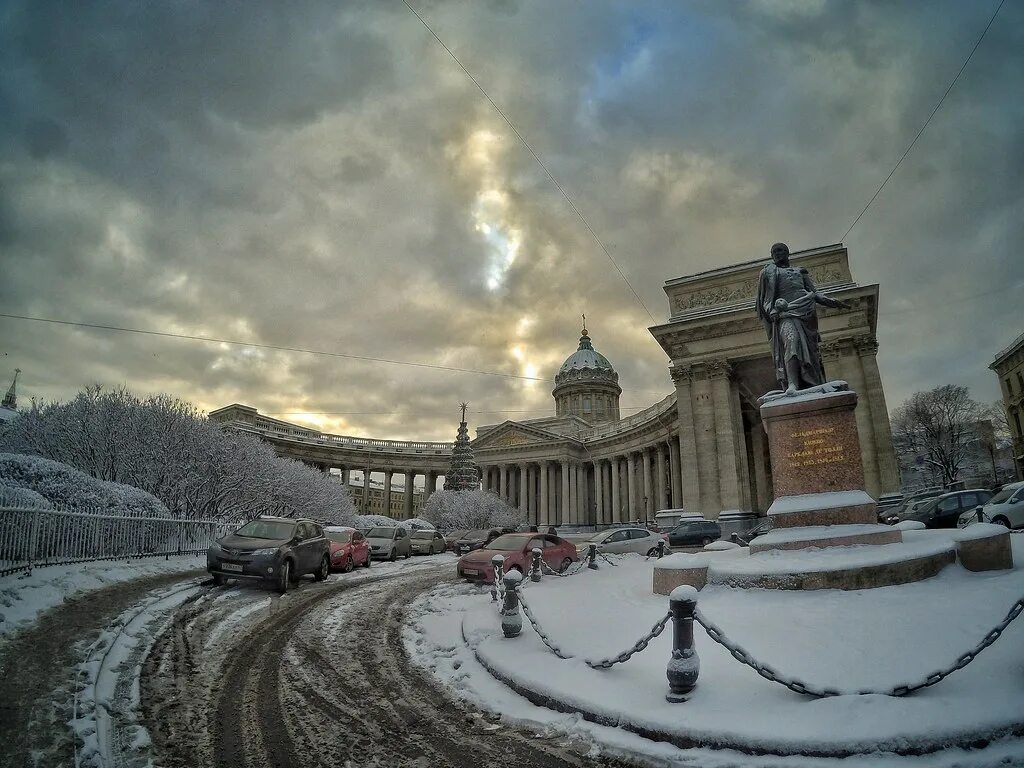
[1008,378,1014,395]
[583,396,592,413]
[1015,410,1023,438]
[1017,372,1024,392]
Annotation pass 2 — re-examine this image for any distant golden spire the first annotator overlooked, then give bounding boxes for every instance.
[581,313,587,336]
[459,401,468,422]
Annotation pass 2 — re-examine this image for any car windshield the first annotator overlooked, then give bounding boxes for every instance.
[234,520,295,540]
[365,527,396,539]
[326,530,352,543]
[914,499,940,516]
[485,534,528,551]
[988,487,1018,505]
[462,529,490,540]
[412,530,435,539]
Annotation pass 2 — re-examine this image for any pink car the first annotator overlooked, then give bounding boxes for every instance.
[325,526,371,572]
[457,532,578,584]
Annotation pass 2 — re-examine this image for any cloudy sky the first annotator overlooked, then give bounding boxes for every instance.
[1,0,1021,442]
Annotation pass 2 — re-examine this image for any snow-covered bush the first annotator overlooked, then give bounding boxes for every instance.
[0,385,356,523]
[0,453,168,516]
[352,514,399,528]
[421,489,523,531]
[0,482,52,509]
[401,516,434,530]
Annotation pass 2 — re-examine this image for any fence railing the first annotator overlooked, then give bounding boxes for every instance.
[0,506,235,577]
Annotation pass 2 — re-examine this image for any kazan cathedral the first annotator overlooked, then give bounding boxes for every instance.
[213,244,900,526]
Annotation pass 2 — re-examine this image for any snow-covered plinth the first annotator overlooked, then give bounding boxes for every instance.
[768,490,877,528]
[749,522,902,553]
[406,544,1024,762]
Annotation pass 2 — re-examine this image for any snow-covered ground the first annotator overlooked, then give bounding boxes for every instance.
[405,537,1024,767]
[0,555,206,639]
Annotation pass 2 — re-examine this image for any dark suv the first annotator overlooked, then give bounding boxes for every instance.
[668,520,722,547]
[905,489,994,529]
[207,516,331,593]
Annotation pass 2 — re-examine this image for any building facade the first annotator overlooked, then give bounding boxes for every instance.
[991,332,1024,480]
[214,244,900,524]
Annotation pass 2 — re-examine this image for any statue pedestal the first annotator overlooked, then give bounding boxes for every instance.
[760,386,876,528]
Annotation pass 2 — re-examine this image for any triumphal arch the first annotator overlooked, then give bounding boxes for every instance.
[649,242,900,518]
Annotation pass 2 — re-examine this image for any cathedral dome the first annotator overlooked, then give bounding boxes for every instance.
[552,324,621,423]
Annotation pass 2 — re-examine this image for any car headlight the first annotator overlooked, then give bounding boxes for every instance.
[250,548,278,557]
[208,543,222,554]
[332,550,346,559]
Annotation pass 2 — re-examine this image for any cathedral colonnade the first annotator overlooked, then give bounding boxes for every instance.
[477,437,687,528]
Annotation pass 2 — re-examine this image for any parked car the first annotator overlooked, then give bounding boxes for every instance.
[410,529,447,555]
[958,481,1024,529]
[668,520,722,547]
[444,529,469,552]
[365,526,412,560]
[575,526,665,557]
[903,489,994,529]
[324,526,371,572]
[454,528,507,555]
[882,488,943,524]
[730,518,773,546]
[457,533,578,583]
[207,516,330,593]
[654,509,698,532]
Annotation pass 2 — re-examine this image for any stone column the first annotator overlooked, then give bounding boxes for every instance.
[655,447,667,511]
[561,460,571,526]
[642,448,653,521]
[610,457,621,522]
[594,460,604,526]
[750,426,770,514]
[404,473,415,519]
[691,366,720,516]
[578,463,588,524]
[668,438,682,508]
[671,366,700,512]
[519,463,528,514]
[710,361,742,516]
[625,453,636,522]
[539,461,549,526]
[363,466,372,513]
[499,465,507,502]
[566,463,576,525]
[858,338,900,495]
[340,467,349,485]
[837,343,881,498]
[423,471,436,504]
[383,470,393,517]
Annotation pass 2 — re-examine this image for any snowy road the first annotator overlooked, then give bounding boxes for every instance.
[142,558,634,767]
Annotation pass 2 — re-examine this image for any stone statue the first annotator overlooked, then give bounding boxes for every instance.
[756,242,851,396]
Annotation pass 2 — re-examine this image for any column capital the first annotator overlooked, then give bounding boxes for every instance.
[705,359,733,380]
[854,334,880,356]
[669,365,693,384]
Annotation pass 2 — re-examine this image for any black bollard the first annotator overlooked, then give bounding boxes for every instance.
[657,539,667,559]
[976,505,985,524]
[530,547,543,582]
[490,554,505,601]
[666,585,700,702]
[501,570,523,638]
[587,543,599,570]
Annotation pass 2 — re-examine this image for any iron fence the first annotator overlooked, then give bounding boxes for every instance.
[0,505,235,577]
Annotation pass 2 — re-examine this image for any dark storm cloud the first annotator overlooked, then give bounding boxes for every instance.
[0,0,1021,440]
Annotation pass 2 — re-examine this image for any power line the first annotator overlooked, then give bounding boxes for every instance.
[0,312,546,382]
[401,0,656,324]
[0,311,670,397]
[841,0,1006,242]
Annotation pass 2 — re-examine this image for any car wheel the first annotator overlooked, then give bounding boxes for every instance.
[508,565,524,575]
[314,555,329,582]
[702,537,713,546]
[363,554,371,568]
[994,516,1011,528]
[277,560,291,594]
[405,548,411,559]
[646,547,659,557]
[212,573,226,586]
[389,550,397,562]
[558,558,572,573]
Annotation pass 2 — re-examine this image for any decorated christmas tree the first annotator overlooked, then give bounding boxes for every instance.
[443,402,480,491]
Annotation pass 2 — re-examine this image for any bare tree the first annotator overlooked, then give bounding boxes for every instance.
[891,385,985,486]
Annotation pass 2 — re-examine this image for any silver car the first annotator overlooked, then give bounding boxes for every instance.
[575,527,665,557]
[410,529,446,555]
[365,526,412,561]
[958,481,1024,529]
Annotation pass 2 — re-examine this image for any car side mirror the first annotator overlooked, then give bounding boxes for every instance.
[290,535,301,545]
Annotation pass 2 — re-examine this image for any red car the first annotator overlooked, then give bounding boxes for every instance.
[457,532,578,584]
[325,526,371,572]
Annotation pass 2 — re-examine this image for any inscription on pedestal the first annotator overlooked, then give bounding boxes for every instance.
[762,390,865,498]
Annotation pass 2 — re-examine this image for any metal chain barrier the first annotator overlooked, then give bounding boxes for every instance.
[695,594,1024,698]
[539,558,589,578]
[597,551,620,567]
[518,590,671,669]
